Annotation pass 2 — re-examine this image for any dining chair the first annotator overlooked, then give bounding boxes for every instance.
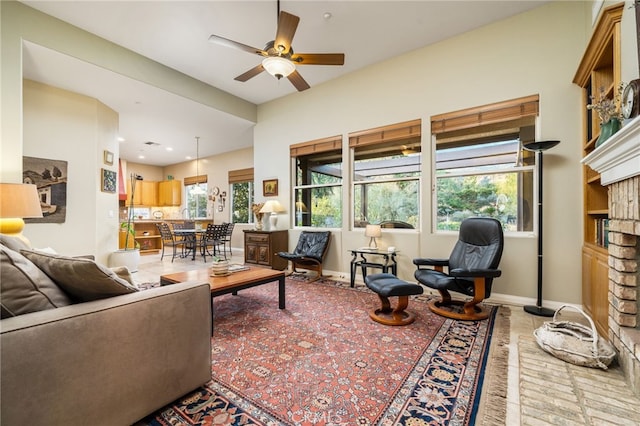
[156,222,187,262]
[201,224,227,261]
[222,222,235,257]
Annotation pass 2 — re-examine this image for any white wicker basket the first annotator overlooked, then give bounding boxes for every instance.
[533,304,616,370]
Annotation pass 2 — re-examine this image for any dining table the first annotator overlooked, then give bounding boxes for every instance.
[172,228,206,260]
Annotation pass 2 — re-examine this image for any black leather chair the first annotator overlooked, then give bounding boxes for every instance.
[277,231,331,282]
[413,217,504,320]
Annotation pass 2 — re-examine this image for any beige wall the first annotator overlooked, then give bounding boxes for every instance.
[254,1,589,305]
[22,80,119,264]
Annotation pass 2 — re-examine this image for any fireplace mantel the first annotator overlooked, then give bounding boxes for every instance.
[582,116,640,185]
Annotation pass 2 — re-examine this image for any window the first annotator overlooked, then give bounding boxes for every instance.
[229,168,255,224]
[350,119,421,229]
[184,175,207,219]
[291,136,342,228]
[432,95,538,232]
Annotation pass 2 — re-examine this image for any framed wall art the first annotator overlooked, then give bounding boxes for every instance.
[263,179,278,197]
[23,156,68,224]
[103,150,114,166]
[101,168,117,193]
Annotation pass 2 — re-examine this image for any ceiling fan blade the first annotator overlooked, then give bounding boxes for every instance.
[290,53,345,66]
[208,34,266,56]
[287,70,310,92]
[274,11,299,54]
[234,64,265,82]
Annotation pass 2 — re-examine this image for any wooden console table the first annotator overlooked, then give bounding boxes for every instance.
[243,229,288,270]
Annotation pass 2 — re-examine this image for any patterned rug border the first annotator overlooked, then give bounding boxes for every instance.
[139,275,511,425]
[472,305,511,426]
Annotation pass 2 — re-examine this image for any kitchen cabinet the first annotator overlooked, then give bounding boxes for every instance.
[140,181,158,206]
[243,230,288,270]
[158,180,182,206]
[126,180,158,206]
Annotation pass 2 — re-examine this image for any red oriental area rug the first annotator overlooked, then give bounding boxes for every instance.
[138,276,510,425]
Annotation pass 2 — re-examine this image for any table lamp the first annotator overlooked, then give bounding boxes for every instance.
[259,200,286,231]
[0,183,43,244]
[365,224,382,249]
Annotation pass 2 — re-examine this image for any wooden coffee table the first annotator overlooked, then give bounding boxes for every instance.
[160,266,286,333]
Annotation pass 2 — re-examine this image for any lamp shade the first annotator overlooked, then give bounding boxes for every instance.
[262,56,295,79]
[259,200,286,214]
[0,183,43,219]
[364,224,382,238]
[295,201,308,212]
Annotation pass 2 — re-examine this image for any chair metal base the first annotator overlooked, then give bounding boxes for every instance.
[429,299,489,321]
[369,295,416,326]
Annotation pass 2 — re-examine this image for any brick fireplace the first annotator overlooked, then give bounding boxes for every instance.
[583,116,640,395]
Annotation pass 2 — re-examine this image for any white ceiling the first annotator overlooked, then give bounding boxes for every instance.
[20,0,549,166]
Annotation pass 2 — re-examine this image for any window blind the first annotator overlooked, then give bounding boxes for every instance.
[431,95,539,137]
[183,175,207,186]
[290,135,342,157]
[348,119,421,149]
[228,168,254,184]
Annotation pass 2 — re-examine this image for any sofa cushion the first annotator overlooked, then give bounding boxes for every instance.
[109,265,137,288]
[0,245,72,318]
[21,250,139,302]
[0,234,31,252]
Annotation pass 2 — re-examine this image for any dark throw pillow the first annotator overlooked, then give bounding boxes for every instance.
[0,245,72,318]
[21,250,139,303]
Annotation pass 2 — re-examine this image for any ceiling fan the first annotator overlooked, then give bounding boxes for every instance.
[208,1,345,92]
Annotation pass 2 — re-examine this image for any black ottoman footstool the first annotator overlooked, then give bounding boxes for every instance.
[364,273,424,326]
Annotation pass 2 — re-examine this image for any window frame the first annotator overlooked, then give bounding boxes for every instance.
[431,95,539,235]
[349,119,422,230]
[290,135,343,229]
[228,168,255,224]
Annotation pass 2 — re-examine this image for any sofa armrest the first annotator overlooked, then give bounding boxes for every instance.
[1,281,212,426]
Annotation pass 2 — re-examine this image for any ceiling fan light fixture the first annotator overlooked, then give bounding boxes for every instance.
[262,56,295,79]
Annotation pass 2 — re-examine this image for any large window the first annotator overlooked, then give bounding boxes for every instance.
[184,175,207,219]
[291,136,342,228]
[432,95,538,232]
[350,119,421,229]
[229,168,255,224]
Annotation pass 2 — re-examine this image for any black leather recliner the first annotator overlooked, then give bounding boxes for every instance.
[413,217,504,320]
[277,231,331,282]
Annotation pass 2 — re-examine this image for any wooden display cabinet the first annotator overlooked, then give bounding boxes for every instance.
[243,230,288,270]
[573,3,623,337]
[119,221,161,255]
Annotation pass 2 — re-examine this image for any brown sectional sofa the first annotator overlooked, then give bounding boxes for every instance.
[0,237,212,425]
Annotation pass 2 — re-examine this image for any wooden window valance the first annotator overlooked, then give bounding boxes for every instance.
[183,175,207,186]
[228,168,254,184]
[431,95,539,136]
[348,119,421,149]
[290,135,342,157]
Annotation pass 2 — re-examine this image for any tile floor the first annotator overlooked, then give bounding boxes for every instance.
[133,249,640,425]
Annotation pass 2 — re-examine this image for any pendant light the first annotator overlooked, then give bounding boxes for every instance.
[191,136,205,195]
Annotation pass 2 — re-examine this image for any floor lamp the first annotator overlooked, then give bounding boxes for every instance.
[523,140,560,317]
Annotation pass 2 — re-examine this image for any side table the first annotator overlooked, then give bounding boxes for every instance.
[348,248,398,287]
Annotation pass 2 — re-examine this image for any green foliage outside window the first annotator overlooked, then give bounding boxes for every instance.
[436,171,532,231]
[185,184,207,219]
[231,181,253,223]
[354,180,418,227]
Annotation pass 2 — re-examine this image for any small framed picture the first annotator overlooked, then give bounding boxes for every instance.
[263,179,278,197]
[101,168,117,193]
[103,150,114,166]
